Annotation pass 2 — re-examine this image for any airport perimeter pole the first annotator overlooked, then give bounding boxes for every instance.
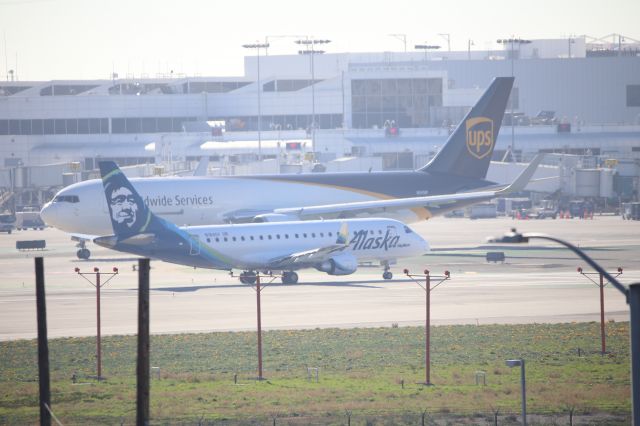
[404,269,450,386]
[35,257,51,426]
[577,267,623,355]
[256,273,263,380]
[137,259,150,426]
[74,267,119,379]
[629,283,640,426]
[96,272,101,378]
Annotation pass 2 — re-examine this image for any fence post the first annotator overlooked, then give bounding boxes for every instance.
[136,259,150,426]
[35,257,51,426]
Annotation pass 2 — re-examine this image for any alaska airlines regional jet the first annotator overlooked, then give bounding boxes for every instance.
[96,161,428,283]
[41,77,540,260]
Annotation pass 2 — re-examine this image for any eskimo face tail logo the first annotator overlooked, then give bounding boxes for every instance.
[103,172,150,237]
[466,117,494,159]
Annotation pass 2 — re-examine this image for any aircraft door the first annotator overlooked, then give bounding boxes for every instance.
[189,235,201,256]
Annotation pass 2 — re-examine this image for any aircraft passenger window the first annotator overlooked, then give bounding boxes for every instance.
[276,234,280,239]
[53,195,80,203]
[259,235,264,240]
[241,236,245,241]
[215,238,219,242]
[295,233,299,238]
[285,234,289,239]
[206,238,211,243]
[328,232,333,237]
[370,230,374,235]
[224,237,228,242]
[378,230,382,235]
[232,237,236,241]
[250,236,254,240]
[320,232,324,237]
[268,235,272,240]
[312,233,316,238]
[303,233,307,238]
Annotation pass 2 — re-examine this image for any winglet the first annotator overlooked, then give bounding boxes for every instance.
[496,153,545,195]
[336,222,349,245]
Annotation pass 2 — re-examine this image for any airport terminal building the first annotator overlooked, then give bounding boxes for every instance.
[0,36,639,204]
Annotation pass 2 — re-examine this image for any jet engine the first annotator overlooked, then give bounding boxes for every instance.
[315,252,357,275]
[253,213,299,222]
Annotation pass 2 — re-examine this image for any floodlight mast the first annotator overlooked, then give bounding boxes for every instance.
[488,228,639,425]
[295,38,331,157]
[242,42,270,161]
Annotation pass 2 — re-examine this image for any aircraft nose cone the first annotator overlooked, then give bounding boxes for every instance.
[40,202,57,227]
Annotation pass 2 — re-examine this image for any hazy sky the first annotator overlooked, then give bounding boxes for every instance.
[1,0,638,81]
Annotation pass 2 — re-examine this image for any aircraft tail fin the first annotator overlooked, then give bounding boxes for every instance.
[420,77,514,179]
[336,222,349,245]
[98,161,164,239]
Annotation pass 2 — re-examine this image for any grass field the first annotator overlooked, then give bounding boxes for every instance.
[0,322,631,425]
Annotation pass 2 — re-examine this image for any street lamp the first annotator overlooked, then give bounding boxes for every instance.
[242,42,270,161]
[388,34,407,52]
[414,44,441,128]
[506,359,526,425]
[497,38,531,161]
[487,228,639,425]
[295,38,331,157]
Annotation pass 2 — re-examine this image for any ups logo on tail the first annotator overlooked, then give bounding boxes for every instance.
[466,117,494,159]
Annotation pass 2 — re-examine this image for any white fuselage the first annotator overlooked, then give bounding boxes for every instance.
[41,177,420,235]
[183,218,428,270]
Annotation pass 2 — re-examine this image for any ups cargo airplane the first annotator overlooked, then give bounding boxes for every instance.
[41,77,541,260]
[95,161,429,283]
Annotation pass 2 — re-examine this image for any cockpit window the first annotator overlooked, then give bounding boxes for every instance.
[53,195,80,203]
[404,226,413,234]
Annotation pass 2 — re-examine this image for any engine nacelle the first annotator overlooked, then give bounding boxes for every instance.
[253,213,299,223]
[315,252,357,276]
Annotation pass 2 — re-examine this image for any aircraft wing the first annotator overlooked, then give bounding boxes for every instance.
[272,154,544,219]
[71,233,99,243]
[267,222,350,268]
[268,243,349,268]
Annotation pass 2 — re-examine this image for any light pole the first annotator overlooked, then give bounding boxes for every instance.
[414,43,441,128]
[497,38,531,161]
[295,38,330,157]
[506,359,526,425]
[388,34,407,52]
[568,36,575,59]
[74,266,119,379]
[488,229,639,425]
[404,268,450,385]
[242,42,270,161]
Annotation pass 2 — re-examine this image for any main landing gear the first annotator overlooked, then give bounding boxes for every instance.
[238,271,257,284]
[382,262,393,280]
[281,271,299,284]
[237,270,299,284]
[76,240,91,260]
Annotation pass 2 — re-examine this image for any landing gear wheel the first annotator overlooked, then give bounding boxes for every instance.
[77,248,91,260]
[383,271,393,280]
[239,271,256,284]
[281,271,299,284]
